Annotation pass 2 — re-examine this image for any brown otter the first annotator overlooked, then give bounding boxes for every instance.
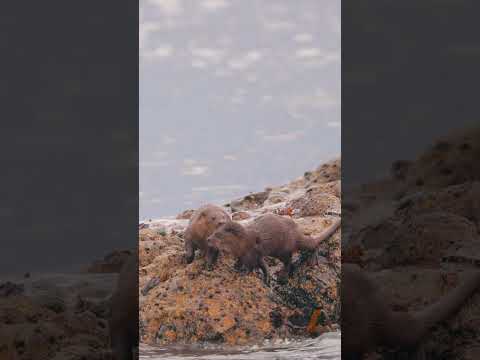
[207,214,341,284]
[342,263,480,359]
[109,253,138,360]
[184,204,231,266]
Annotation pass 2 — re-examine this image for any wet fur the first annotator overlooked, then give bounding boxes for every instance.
[208,214,341,284]
[342,263,480,358]
[184,204,231,266]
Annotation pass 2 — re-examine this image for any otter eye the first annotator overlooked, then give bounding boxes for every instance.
[212,216,216,221]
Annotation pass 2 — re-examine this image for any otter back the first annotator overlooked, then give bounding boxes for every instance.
[249,214,303,258]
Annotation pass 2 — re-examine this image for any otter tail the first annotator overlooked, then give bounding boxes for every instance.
[382,271,480,348]
[298,217,341,251]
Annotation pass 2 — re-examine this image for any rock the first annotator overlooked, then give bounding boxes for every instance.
[176,209,195,220]
[396,182,480,229]
[0,282,24,297]
[0,291,110,359]
[74,296,111,319]
[310,158,341,185]
[263,192,288,206]
[232,211,251,221]
[138,160,341,346]
[139,222,150,230]
[141,277,161,296]
[32,294,66,313]
[86,250,131,273]
[269,309,283,328]
[287,192,340,218]
[401,127,480,189]
[229,190,271,211]
[382,212,477,267]
[307,181,341,199]
[356,219,399,250]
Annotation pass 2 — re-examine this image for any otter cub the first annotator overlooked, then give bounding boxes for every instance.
[109,253,138,360]
[342,264,480,359]
[184,204,230,266]
[207,213,341,284]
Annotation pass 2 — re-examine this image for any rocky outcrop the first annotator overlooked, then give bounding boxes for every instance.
[176,209,195,220]
[1,158,341,359]
[139,158,341,346]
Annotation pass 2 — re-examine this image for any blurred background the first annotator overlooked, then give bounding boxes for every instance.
[140,0,341,220]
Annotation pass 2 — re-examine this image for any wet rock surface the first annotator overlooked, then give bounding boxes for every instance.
[345,129,480,359]
[140,158,341,346]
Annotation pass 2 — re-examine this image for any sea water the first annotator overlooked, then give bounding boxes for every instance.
[139,332,341,360]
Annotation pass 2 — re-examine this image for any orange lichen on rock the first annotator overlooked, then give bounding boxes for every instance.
[306,309,322,335]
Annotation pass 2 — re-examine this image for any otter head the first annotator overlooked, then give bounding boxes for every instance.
[207,221,247,253]
[196,211,228,238]
[199,211,228,230]
[210,214,227,229]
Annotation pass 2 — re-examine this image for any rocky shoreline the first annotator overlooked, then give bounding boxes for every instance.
[0,158,341,359]
[139,158,341,346]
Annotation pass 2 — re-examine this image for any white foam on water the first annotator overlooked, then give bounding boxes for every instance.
[139,332,341,360]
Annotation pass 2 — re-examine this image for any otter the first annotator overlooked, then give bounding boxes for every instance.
[184,204,231,266]
[342,263,480,359]
[109,253,138,360]
[207,213,341,284]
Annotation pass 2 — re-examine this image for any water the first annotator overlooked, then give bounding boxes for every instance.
[139,332,340,360]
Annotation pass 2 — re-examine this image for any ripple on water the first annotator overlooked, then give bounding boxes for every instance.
[139,332,340,360]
